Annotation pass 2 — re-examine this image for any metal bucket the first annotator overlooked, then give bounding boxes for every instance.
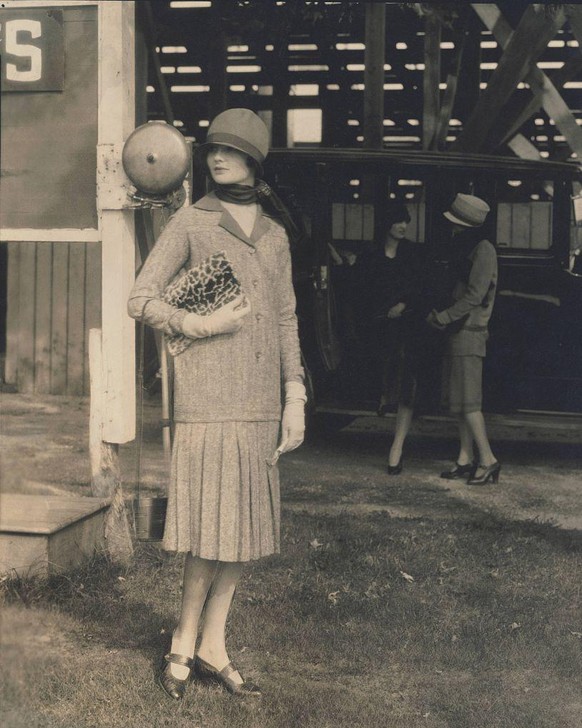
[134,496,167,542]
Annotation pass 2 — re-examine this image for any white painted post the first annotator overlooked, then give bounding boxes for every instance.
[89,328,133,563]
[97,0,136,444]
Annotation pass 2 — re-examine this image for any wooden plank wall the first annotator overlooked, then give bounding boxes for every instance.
[4,241,101,395]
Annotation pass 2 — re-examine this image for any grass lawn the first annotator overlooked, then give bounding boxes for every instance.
[1,507,581,728]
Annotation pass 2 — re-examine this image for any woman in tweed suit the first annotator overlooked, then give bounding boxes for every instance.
[128,109,306,698]
[426,193,500,486]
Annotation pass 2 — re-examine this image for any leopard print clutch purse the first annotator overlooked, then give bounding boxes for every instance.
[163,251,242,356]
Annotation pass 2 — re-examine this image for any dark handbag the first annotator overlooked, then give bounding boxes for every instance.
[163,251,243,356]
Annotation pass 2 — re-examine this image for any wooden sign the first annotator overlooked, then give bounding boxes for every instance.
[0,4,97,230]
[0,8,64,92]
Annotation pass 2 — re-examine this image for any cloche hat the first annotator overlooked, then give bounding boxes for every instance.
[384,202,411,227]
[194,108,269,175]
[444,193,490,227]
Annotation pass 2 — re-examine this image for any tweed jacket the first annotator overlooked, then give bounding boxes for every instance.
[127,192,304,423]
[434,239,498,357]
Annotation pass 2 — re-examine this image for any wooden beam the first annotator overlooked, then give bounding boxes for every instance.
[422,14,441,151]
[499,57,582,146]
[207,1,227,120]
[455,11,481,124]
[363,1,386,149]
[143,1,174,125]
[97,0,136,444]
[455,4,566,152]
[507,135,543,161]
[566,4,582,50]
[514,67,582,159]
[434,30,466,150]
[472,4,582,159]
[135,3,148,127]
[271,47,289,148]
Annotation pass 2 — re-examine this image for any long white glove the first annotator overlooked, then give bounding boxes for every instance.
[181,295,250,339]
[270,381,307,464]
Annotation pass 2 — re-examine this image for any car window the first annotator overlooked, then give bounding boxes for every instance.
[495,178,554,251]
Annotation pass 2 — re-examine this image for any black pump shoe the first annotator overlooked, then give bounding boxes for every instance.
[467,462,501,486]
[440,461,477,480]
[194,656,262,697]
[387,458,403,475]
[158,653,194,700]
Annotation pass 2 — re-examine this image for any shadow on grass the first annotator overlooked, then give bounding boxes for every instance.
[2,502,581,727]
[1,544,183,683]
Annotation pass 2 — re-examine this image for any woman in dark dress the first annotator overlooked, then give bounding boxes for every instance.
[355,203,425,473]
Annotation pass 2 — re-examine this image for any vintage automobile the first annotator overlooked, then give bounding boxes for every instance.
[262,149,582,418]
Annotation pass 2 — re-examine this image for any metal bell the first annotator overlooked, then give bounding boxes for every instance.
[122,120,190,195]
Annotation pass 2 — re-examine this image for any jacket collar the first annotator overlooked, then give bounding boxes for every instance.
[193,191,272,246]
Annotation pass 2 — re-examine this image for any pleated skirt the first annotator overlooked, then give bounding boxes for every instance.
[163,420,281,562]
[444,355,483,415]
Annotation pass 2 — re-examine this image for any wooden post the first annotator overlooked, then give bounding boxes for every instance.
[208,1,227,120]
[434,29,466,150]
[97,0,136,444]
[363,1,385,150]
[455,11,481,126]
[89,329,133,564]
[272,47,289,148]
[423,15,441,150]
[92,1,136,560]
[143,0,175,125]
[135,3,149,127]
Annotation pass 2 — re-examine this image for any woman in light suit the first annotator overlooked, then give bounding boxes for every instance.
[128,108,306,699]
[427,193,500,486]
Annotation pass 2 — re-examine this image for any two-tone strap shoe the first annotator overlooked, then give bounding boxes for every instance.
[158,652,194,700]
[440,461,477,480]
[194,656,262,697]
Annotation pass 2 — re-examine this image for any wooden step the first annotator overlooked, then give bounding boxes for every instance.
[0,494,110,577]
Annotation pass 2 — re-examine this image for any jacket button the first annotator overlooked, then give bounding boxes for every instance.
[256,313,263,321]
[249,248,256,255]
[252,279,259,287]
[255,351,262,359]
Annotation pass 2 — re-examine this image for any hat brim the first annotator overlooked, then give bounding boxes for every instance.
[443,210,480,227]
[194,141,264,177]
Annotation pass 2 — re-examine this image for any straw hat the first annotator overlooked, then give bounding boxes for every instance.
[195,108,269,174]
[444,193,490,227]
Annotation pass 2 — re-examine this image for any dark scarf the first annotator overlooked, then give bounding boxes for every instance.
[214,183,260,205]
[215,180,303,245]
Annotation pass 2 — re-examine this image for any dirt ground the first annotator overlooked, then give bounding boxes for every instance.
[1,392,581,532]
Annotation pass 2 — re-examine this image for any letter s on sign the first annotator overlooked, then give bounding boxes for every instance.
[6,19,42,83]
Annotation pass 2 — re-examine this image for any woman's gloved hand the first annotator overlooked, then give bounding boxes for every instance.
[426,309,447,331]
[271,382,307,463]
[182,295,250,339]
[387,302,406,319]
